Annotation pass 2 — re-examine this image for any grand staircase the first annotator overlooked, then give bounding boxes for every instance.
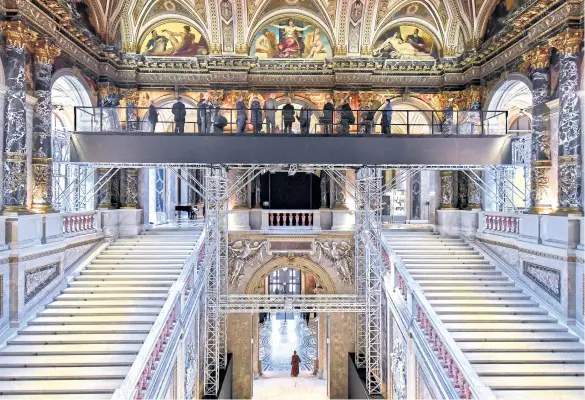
[0,228,202,399]
[384,229,585,400]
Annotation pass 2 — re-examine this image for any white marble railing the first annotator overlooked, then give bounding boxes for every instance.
[112,231,206,400]
[62,211,97,236]
[382,237,495,400]
[261,210,320,229]
[483,212,520,234]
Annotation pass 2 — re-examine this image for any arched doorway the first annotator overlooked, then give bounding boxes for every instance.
[51,72,94,211]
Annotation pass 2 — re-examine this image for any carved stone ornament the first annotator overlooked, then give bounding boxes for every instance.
[549,28,584,55]
[391,338,407,400]
[314,240,354,284]
[228,240,270,287]
[0,21,38,50]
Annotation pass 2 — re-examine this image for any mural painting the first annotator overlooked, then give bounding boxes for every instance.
[141,22,209,56]
[373,25,438,59]
[250,18,332,59]
[485,0,527,40]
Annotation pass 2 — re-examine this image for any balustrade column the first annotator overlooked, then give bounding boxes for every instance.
[97,168,113,209]
[31,40,60,213]
[439,171,456,209]
[467,170,482,210]
[1,22,37,213]
[550,29,584,215]
[524,45,553,213]
[122,168,139,208]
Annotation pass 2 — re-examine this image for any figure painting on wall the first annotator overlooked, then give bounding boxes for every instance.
[484,0,527,40]
[373,26,438,59]
[251,17,332,59]
[141,22,209,56]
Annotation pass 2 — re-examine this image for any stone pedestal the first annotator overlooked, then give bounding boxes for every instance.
[42,213,63,244]
[331,209,353,230]
[227,313,252,399]
[329,312,355,399]
[118,209,143,236]
[229,209,251,230]
[460,210,479,241]
[5,214,43,250]
[436,210,461,237]
[100,210,120,241]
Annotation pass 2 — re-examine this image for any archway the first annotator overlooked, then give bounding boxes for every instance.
[373,97,434,135]
[485,74,533,135]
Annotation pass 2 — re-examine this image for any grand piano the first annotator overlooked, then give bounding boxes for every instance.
[174,205,199,219]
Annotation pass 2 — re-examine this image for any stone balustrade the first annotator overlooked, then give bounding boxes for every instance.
[62,211,97,235]
[484,212,520,234]
[268,211,315,228]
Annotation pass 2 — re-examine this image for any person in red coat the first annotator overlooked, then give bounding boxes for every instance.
[290,350,301,377]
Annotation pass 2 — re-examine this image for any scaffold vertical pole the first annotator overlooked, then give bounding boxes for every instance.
[203,166,228,397]
[354,171,367,368]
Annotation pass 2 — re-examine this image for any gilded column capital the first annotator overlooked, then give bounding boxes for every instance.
[549,28,584,55]
[0,21,38,50]
[235,43,249,55]
[34,40,61,65]
[522,45,551,70]
[122,90,141,105]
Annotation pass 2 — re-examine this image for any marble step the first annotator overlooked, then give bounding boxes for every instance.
[0,343,142,356]
[0,379,122,395]
[439,314,557,323]
[444,322,566,332]
[62,286,169,294]
[413,275,508,282]
[56,292,168,300]
[404,259,491,265]
[385,237,464,242]
[424,292,530,300]
[37,307,161,316]
[473,363,585,376]
[86,263,184,269]
[459,341,584,352]
[96,254,187,260]
[395,249,478,255]
[451,331,579,342]
[91,259,185,265]
[82,269,182,276]
[420,285,521,292]
[483,376,584,390]
[432,306,545,315]
[0,394,112,399]
[29,315,158,325]
[493,389,585,400]
[390,244,469,249]
[0,366,130,380]
[431,299,538,307]
[7,333,147,345]
[0,354,139,367]
[466,352,585,364]
[401,255,485,260]
[418,280,514,287]
[68,280,175,287]
[102,250,193,255]
[75,274,179,281]
[19,324,153,335]
[406,264,496,270]
[46,300,165,308]
[410,269,501,276]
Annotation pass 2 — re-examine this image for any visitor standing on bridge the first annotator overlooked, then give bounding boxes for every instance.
[322,97,334,135]
[197,94,206,133]
[382,98,392,135]
[148,101,158,132]
[236,96,247,134]
[340,98,354,134]
[264,93,277,134]
[172,96,186,134]
[250,96,262,134]
[290,350,301,377]
[297,105,310,134]
[282,98,295,134]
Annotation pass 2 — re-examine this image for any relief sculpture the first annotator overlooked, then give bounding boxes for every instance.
[314,240,353,284]
[228,240,270,287]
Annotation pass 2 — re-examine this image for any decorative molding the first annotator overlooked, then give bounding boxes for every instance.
[0,237,103,265]
[477,237,578,263]
[0,274,3,318]
[24,262,60,304]
[523,261,561,302]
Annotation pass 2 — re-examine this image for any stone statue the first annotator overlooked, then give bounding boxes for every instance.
[228,240,269,287]
[314,240,353,284]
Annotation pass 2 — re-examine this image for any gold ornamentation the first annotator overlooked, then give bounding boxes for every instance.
[549,28,584,55]
[235,43,248,55]
[209,43,222,55]
[360,45,372,56]
[522,45,551,70]
[443,46,457,57]
[122,90,141,104]
[334,45,347,56]
[34,40,61,65]
[0,21,38,50]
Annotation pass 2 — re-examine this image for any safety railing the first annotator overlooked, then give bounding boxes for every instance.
[62,211,97,236]
[112,230,206,400]
[74,106,508,136]
[382,236,495,400]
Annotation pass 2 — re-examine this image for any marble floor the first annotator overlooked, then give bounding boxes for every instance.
[253,370,327,400]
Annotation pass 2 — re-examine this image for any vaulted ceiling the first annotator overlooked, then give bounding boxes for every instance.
[80,0,505,54]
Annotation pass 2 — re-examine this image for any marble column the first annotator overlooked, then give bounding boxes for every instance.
[2,22,38,213]
[124,91,139,132]
[320,172,329,208]
[467,170,482,210]
[318,312,327,379]
[253,175,261,208]
[31,41,60,213]
[122,169,139,208]
[410,171,421,219]
[233,169,248,209]
[442,104,455,135]
[332,172,348,210]
[97,168,113,209]
[439,171,456,209]
[329,312,355,399]
[550,29,583,214]
[525,45,553,213]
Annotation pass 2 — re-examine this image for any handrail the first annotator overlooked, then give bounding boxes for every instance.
[381,235,495,400]
[112,230,206,400]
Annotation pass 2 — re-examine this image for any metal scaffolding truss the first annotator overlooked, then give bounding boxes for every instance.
[220,295,365,313]
[356,167,383,396]
[203,167,228,397]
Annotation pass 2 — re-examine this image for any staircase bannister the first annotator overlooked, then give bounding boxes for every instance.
[112,230,207,400]
[381,236,495,400]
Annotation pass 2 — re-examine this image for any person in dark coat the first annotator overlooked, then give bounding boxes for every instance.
[148,101,158,132]
[340,98,354,134]
[322,97,334,135]
[381,98,392,135]
[364,102,375,134]
[297,105,310,134]
[250,96,262,134]
[172,96,186,134]
[236,96,247,134]
[282,98,295,134]
[213,108,228,133]
[196,94,206,133]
